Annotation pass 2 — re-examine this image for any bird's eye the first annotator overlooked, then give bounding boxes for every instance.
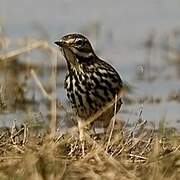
[75,38,84,46]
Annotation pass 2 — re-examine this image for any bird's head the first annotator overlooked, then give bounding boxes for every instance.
[54,33,96,69]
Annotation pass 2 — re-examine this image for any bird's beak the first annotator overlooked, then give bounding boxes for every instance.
[54,38,74,48]
[54,39,65,47]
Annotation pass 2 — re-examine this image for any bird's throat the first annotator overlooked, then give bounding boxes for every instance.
[62,48,85,74]
[62,48,79,69]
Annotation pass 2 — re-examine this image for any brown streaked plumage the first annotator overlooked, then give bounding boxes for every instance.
[55,33,123,147]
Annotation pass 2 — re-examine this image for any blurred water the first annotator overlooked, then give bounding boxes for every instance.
[0,0,180,128]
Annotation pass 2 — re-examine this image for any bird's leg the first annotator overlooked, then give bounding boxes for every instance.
[91,122,97,135]
[77,118,85,156]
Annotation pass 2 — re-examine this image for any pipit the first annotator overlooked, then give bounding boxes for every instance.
[55,33,123,154]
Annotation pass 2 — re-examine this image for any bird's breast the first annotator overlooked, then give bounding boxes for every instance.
[64,68,121,119]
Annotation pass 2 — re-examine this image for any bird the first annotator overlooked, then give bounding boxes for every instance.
[54,33,123,151]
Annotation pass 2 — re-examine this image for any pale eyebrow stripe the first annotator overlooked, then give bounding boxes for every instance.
[66,38,75,44]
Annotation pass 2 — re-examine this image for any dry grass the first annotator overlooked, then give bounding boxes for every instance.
[0,118,179,180]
